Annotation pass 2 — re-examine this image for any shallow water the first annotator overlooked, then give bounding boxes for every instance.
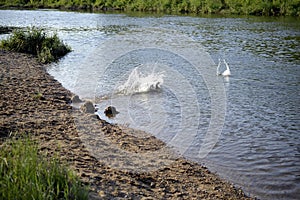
[1,10,299,200]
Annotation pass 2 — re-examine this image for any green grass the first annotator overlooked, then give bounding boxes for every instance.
[0,134,89,200]
[0,0,299,16]
[0,26,71,63]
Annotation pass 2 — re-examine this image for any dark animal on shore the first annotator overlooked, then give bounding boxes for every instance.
[104,106,119,118]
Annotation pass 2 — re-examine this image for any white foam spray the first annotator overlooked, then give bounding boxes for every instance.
[117,66,164,95]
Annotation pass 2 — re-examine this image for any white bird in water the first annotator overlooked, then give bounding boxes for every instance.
[217,59,231,77]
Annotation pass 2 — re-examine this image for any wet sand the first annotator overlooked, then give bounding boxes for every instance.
[0,50,255,199]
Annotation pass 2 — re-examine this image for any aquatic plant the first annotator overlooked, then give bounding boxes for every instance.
[0,26,19,34]
[0,26,71,63]
[0,134,89,200]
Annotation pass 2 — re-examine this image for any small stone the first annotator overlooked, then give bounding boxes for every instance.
[80,101,95,114]
[71,95,82,103]
[98,190,106,197]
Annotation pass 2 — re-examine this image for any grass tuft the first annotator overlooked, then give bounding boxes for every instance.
[0,26,71,63]
[0,134,89,200]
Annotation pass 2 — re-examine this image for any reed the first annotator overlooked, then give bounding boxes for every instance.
[0,26,71,63]
[0,134,89,200]
[0,0,299,16]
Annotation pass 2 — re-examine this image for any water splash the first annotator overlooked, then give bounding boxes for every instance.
[117,66,164,95]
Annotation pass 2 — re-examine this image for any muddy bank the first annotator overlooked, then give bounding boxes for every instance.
[0,50,255,199]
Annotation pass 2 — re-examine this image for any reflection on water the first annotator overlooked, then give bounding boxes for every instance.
[1,10,299,200]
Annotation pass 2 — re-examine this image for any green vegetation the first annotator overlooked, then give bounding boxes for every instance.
[0,26,19,34]
[0,27,71,63]
[33,91,45,100]
[0,0,299,16]
[0,134,89,200]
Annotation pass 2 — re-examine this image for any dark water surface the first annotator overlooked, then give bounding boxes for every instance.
[1,10,299,200]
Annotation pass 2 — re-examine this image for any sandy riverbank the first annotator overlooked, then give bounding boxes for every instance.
[0,50,255,199]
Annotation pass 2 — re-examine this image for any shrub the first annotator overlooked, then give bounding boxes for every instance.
[0,27,71,63]
[0,134,89,200]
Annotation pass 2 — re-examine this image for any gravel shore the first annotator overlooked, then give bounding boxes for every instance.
[0,50,255,199]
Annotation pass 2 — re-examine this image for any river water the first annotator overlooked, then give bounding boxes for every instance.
[1,10,299,200]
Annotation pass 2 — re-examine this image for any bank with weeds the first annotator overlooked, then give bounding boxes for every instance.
[0,0,299,16]
[0,134,89,200]
[0,27,71,63]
